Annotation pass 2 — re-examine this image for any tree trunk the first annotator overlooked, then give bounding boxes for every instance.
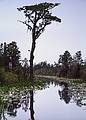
[29,90,34,120]
[29,24,36,80]
[29,12,37,81]
[30,52,34,80]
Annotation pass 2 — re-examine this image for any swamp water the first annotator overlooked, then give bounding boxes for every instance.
[0,79,86,120]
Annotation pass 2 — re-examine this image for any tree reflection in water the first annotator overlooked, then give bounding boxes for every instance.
[0,87,35,120]
[57,81,86,108]
[43,79,86,108]
[58,82,72,104]
[0,80,86,120]
[29,90,34,120]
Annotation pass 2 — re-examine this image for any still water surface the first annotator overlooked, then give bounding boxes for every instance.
[0,80,86,120]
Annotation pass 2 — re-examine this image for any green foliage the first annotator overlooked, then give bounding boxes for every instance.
[18,2,61,39]
[58,51,72,77]
[0,68,5,82]
[0,43,4,67]
[73,51,83,64]
[18,2,60,12]
[34,51,86,81]
[34,61,56,76]
[0,41,21,71]
[4,72,18,83]
[7,41,21,69]
[71,51,83,78]
[0,41,30,82]
[0,68,18,83]
[58,51,72,65]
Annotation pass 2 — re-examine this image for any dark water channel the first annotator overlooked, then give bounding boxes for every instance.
[0,79,86,120]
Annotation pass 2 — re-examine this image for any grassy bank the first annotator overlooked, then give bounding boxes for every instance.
[36,75,86,84]
[0,66,86,87]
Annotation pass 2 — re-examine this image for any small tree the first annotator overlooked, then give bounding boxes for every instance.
[7,41,21,70]
[18,2,61,80]
[58,51,72,77]
[0,43,4,67]
[0,42,21,71]
[73,51,83,78]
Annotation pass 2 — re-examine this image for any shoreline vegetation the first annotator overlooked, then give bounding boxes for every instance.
[0,41,86,85]
[35,75,86,83]
[0,66,85,87]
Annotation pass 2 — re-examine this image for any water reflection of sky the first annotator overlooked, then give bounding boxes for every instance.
[34,83,86,120]
[0,82,86,120]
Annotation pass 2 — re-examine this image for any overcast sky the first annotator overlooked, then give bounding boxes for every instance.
[0,0,86,64]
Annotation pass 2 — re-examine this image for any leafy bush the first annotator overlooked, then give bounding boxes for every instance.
[0,68,5,83]
[0,68,18,83]
[4,72,18,83]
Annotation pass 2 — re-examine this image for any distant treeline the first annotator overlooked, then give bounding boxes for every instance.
[34,51,86,80]
[0,41,86,82]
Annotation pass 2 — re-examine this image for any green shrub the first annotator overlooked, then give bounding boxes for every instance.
[4,72,18,83]
[0,68,5,83]
[0,67,18,83]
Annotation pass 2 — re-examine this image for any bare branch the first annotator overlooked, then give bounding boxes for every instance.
[18,20,32,31]
[35,23,46,39]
